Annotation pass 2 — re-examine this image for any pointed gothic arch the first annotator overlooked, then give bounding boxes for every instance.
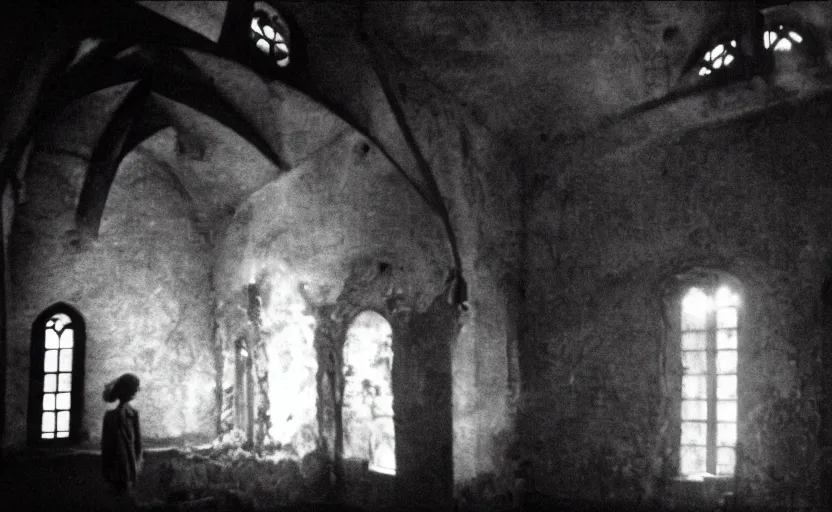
[27,302,87,446]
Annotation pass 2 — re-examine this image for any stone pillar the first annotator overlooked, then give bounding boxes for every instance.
[392,295,458,511]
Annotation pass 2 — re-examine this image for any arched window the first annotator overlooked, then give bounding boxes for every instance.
[28,304,86,445]
[764,25,803,53]
[696,23,812,78]
[698,40,738,77]
[679,283,740,477]
[343,311,395,475]
[250,2,290,68]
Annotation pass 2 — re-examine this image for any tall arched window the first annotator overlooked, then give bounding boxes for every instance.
[28,303,86,445]
[343,310,395,475]
[679,283,740,477]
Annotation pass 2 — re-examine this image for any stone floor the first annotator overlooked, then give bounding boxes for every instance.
[0,450,373,512]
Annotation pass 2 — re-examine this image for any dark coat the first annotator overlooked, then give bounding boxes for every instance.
[101,403,142,485]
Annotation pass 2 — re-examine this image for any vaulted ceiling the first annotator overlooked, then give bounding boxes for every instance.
[5,0,832,242]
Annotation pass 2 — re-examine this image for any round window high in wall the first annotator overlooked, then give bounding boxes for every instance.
[250,2,290,68]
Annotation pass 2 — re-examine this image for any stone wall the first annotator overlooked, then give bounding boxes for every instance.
[5,102,216,446]
[520,95,832,509]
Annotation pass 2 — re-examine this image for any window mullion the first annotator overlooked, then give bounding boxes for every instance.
[707,302,718,474]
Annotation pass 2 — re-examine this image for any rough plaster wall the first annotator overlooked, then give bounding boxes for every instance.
[213,126,450,307]
[4,91,216,446]
[363,1,734,140]
[6,146,215,446]
[283,2,524,490]
[522,95,832,508]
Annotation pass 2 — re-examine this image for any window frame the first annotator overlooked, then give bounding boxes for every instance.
[27,303,87,447]
[665,271,744,480]
[341,309,396,476]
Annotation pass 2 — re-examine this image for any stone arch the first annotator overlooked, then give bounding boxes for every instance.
[342,309,395,474]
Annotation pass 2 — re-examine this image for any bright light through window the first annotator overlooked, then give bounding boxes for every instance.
[680,286,739,477]
[41,313,74,439]
[699,26,806,78]
[764,26,803,52]
[343,311,396,475]
[250,7,290,68]
[698,40,737,77]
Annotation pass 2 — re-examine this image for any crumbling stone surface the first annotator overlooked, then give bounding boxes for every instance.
[5,143,216,446]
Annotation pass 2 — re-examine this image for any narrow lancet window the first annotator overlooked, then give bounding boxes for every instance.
[343,311,395,475]
[680,285,739,477]
[29,304,85,445]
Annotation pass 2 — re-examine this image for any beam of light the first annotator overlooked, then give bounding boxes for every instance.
[263,277,318,455]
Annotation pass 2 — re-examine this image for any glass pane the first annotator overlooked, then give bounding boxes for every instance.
[45,329,59,349]
[52,313,70,331]
[41,432,55,439]
[55,393,71,410]
[41,412,55,433]
[256,38,270,54]
[681,421,707,445]
[717,447,736,475]
[717,329,737,349]
[682,331,707,350]
[681,400,707,420]
[43,374,57,393]
[682,288,711,330]
[42,393,55,411]
[680,445,707,475]
[56,411,70,431]
[56,431,69,439]
[682,351,708,374]
[683,375,708,399]
[717,350,737,374]
[59,349,73,372]
[58,373,72,392]
[44,350,58,372]
[717,308,737,328]
[250,18,263,35]
[715,287,739,307]
[717,400,737,423]
[59,329,74,349]
[717,375,737,399]
[717,422,737,446]
[682,310,708,331]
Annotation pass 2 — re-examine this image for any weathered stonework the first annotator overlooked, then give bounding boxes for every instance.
[521,95,832,509]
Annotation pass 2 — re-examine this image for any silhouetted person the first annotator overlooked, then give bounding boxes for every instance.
[101,373,142,509]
